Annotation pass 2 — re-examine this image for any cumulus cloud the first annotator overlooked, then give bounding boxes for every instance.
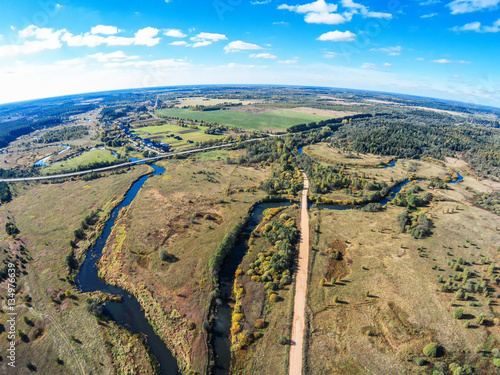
[447,0,500,14]
[370,46,402,56]
[0,25,64,58]
[304,12,348,24]
[62,27,161,47]
[421,13,438,18]
[317,30,356,41]
[91,25,121,35]
[278,0,338,13]
[250,53,277,59]
[224,40,264,53]
[451,18,500,32]
[433,59,452,63]
[164,29,186,38]
[170,41,188,46]
[341,0,392,18]
[189,32,227,47]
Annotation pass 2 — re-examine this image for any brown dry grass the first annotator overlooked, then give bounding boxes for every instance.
[97,158,271,373]
[306,172,500,374]
[0,165,152,375]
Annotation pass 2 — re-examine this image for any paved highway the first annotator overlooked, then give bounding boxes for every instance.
[0,138,268,182]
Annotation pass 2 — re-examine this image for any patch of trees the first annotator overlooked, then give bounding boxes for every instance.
[247,214,298,293]
[99,106,133,121]
[39,125,88,143]
[334,115,500,178]
[474,192,500,216]
[5,222,19,236]
[0,182,11,203]
[397,210,432,239]
[209,216,249,281]
[393,184,433,208]
[287,113,374,133]
[190,102,242,111]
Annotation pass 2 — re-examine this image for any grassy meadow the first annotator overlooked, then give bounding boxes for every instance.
[156,108,331,131]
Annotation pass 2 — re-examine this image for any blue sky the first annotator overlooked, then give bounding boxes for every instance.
[0,0,499,106]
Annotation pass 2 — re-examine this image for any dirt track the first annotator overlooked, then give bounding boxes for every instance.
[288,173,310,375]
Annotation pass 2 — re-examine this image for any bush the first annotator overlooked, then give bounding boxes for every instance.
[255,319,266,329]
[278,335,289,345]
[475,313,484,325]
[423,342,441,357]
[159,250,177,262]
[415,357,426,366]
[493,358,500,367]
[453,307,463,319]
[269,293,279,302]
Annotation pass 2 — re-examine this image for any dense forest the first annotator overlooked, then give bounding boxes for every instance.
[38,125,89,143]
[333,115,500,179]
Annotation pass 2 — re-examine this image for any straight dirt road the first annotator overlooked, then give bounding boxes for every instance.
[289,172,310,375]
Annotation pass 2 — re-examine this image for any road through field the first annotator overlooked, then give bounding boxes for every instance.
[289,173,310,375]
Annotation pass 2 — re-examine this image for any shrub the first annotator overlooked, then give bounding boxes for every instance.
[333,296,339,303]
[278,335,289,345]
[269,293,279,302]
[320,278,326,286]
[159,250,177,263]
[415,358,426,366]
[452,307,463,319]
[255,319,266,329]
[493,358,500,367]
[475,313,484,325]
[233,314,244,323]
[463,320,470,328]
[423,343,441,358]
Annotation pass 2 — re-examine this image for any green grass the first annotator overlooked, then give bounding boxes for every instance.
[132,123,224,148]
[156,108,331,131]
[43,148,117,174]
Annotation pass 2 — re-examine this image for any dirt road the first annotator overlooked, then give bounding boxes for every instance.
[288,173,310,375]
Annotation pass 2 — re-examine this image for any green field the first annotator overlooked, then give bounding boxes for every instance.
[133,123,224,148]
[43,148,118,174]
[156,108,331,131]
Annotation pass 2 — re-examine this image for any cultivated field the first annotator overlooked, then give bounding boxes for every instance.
[156,108,333,131]
[132,123,225,148]
[41,148,118,174]
[171,97,259,108]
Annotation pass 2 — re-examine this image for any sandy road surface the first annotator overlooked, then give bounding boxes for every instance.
[289,173,310,375]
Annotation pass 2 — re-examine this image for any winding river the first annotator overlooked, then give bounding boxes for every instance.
[75,164,180,375]
[212,202,291,375]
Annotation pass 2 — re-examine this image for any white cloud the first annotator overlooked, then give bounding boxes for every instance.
[191,32,227,42]
[273,21,290,25]
[0,25,64,58]
[278,0,338,13]
[170,41,188,46]
[447,0,500,14]
[251,0,271,4]
[361,62,377,69]
[188,32,227,48]
[278,58,299,64]
[224,40,264,53]
[250,53,277,59]
[341,0,392,18]
[88,51,139,62]
[421,12,438,17]
[416,57,425,61]
[219,63,256,68]
[370,46,402,56]
[305,12,348,24]
[278,0,349,25]
[433,59,452,63]
[62,27,161,47]
[91,25,120,35]
[383,62,392,67]
[192,41,212,48]
[317,30,356,41]
[164,29,186,38]
[451,18,500,32]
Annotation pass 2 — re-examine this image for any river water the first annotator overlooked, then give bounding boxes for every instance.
[212,202,291,375]
[75,164,180,375]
